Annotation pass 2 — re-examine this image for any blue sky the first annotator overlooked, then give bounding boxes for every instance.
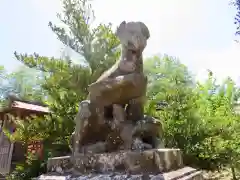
[0,0,239,82]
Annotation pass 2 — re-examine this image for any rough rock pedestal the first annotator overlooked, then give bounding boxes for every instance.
[38,149,203,179]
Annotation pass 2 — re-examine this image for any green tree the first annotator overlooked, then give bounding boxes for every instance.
[5,66,46,101]
[144,55,203,162]
[9,0,120,179]
[144,56,240,178]
[0,65,45,105]
[0,65,7,103]
[14,0,119,150]
[195,74,240,178]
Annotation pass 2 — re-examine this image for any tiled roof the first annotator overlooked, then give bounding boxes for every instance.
[11,101,50,113]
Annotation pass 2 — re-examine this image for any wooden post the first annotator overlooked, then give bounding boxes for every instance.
[6,142,14,174]
[0,117,7,146]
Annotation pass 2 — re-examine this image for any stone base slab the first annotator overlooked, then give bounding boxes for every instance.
[47,149,183,174]
[37,167,203,180]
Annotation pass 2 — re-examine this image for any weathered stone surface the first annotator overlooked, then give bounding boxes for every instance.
[89,73,147,106]
[72,73,148,154]
[70,21,151,154]
[47,149,183,174]
[154,149,183,172]
[71,114,164,155]
[38,167,203,180]
[132,115,164,149]
[116,21,150,52]
[47,156,73,174]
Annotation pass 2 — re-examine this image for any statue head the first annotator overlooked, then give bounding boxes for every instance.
[116,21,150,52]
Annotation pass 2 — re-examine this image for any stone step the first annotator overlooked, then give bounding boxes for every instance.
[0,174,5,180]
[47,149,183,174]
[178,171,203,180]
[163,167,203,180]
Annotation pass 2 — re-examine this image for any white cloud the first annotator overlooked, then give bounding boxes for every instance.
[195,42,240,83]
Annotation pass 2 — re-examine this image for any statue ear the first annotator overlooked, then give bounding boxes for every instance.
[139,22,150,40]
[116,21,126,37]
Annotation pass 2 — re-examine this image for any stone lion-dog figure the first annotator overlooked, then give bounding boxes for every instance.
[72,21,150,154]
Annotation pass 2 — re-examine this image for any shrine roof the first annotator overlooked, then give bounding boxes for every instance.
[0,95,50,114]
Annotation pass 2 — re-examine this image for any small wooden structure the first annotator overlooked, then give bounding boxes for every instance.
[0,95,50,175]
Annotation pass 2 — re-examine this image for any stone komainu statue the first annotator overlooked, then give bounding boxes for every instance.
[44,20,201,180]
[70,21,163,154]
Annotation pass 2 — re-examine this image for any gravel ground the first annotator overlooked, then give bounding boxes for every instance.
[71,174,164,180]
[38,173,165,180]
[202,169,240,180]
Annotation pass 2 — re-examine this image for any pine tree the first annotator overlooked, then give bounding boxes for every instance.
[14,0,120,146]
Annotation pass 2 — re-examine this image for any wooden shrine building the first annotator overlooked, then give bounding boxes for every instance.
[0,95,50,175]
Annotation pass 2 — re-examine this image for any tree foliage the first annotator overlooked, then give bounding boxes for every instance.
[144,56,240,178]
[0,65,45,106]
[0,65,7,104]
[13,0,120,147]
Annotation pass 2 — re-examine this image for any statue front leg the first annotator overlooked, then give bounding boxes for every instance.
[73,100,91,156]
[126,96,146,122]
[126,75,147,122]
[120,123,134,150]
[94,103,105,125]
[112,104,134,150]
[153,137,165,149]
[111,104,126,129]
